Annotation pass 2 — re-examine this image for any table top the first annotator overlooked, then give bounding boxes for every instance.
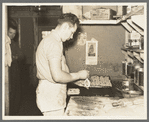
[65,95,145,118]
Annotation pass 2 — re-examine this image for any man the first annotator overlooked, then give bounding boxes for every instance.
[36,13,89,116]
[8,18,24,115]
[8,26,17,40]
[8,19,24,61]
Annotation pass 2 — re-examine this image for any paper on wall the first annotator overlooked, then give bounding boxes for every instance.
[86,38,98,65]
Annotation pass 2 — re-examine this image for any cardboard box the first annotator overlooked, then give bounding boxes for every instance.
[90,8,114,20]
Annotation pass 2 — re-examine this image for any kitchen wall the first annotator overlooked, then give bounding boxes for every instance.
[65,25,125,77]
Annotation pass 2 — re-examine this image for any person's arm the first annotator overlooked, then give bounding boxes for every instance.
[48,58,89,84]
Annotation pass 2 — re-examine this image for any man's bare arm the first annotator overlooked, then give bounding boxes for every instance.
[48,58,89,84]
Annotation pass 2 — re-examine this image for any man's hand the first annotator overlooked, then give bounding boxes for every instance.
[78,70,90,79]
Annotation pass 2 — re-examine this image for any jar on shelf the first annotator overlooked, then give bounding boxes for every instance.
[127,62,134,77]
[133,61,142,84]
[137,68,144,86]
[122,60,127,75]
[139,36,144,50]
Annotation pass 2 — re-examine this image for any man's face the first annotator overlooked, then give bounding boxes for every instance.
[62,24,77,42]
[8,27,16,40]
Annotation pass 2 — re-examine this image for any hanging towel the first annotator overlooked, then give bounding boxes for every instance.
[5,35,12,67]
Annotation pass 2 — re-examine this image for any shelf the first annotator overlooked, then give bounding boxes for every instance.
[121,47,144,53]
[134,83,144,91]
[118,5,144,23]
[131,15,145,30]
[121,47,144,63]
[80,20,119,24]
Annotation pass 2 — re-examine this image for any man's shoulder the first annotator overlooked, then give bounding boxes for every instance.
[43,37,60,50]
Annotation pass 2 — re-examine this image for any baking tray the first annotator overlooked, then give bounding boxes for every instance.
[88,75,112,88]
[89,85,112,88]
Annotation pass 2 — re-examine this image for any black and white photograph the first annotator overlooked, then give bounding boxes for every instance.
[88,43,96,57]
[2,2,147,120]
[86,39,98,65]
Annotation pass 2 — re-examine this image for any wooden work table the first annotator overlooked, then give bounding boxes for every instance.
[65,78,146,118]
[65,95,145,118]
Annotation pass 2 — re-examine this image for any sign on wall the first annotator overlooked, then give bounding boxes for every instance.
[86,38,98,65]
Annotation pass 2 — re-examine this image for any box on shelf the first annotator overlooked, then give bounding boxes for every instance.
[82,6,117,20]
[90,8,114,20]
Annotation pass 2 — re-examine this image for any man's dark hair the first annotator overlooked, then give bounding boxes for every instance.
[8,18,18,30]
[8,18,18,42]
[57,13,80,27]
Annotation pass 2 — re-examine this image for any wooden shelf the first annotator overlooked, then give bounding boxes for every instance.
[118,5,144,23]
[134,83,144,91]
[121,47,144,63]
[131,15,145,30]
[121,47,144,53]
[80,20,119,24]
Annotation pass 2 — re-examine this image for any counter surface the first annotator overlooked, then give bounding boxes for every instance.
[65,95,145,118]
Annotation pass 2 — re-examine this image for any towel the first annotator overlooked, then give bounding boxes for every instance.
[5,35,12,67]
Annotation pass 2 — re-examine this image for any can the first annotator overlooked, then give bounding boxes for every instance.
[134,70,138,84]
[127,63,134,76]
[136,68,143,86]
[134,64,142,85]
[122,61,127,75]
[138,68,144,86]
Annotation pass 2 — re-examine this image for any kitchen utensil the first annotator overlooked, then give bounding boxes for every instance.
[84,78,90,89]
[112,101,124,107]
